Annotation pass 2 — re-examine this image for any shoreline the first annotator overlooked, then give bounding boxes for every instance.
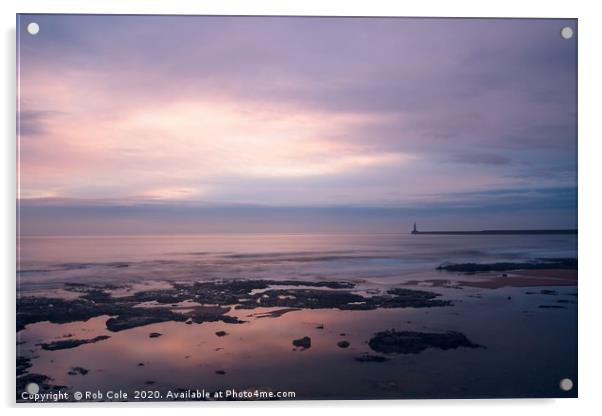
[16,256,579,400]
[458,269,577,289]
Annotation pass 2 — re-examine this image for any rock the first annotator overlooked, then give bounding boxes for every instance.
[107,313,180,332]
[337,340,350,348]
[292,336,311,350]
[19,279,451,334]
[16,356,32,377]
[149,332,162,338]
[17,296,119,332]
[437,258,577,273]
[355,354,389,362]
[18,283,244,333]
[379,288,452,308]
[236,286,451,311]
[39,335,110,351]
[368,330,484,355]
[16,373,65,400]
[250,308,302,319]
[67,366,89,376]
[215,331,228,337]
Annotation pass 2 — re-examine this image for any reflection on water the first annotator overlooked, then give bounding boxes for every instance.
[18,287,577,399]
[16,233,577,399]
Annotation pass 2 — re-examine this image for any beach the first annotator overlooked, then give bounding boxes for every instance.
[16,233,578,400]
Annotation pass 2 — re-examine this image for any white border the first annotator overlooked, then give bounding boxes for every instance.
[2,1,601,415]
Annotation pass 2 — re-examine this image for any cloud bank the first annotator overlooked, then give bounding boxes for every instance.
[17,15,577,233]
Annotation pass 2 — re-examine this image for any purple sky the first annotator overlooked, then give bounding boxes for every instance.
[17,15,577,234]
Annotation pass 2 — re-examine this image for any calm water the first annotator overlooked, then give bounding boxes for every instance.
[17,233,578,399]
[17,233,577,288]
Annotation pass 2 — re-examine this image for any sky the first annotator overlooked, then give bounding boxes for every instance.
[17,15,577,235]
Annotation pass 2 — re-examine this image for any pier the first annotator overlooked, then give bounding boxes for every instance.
[410,223,577,235]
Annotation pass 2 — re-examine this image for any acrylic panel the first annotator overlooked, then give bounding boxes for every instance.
[16,15,577,402]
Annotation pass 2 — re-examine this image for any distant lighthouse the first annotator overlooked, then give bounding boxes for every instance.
[411,222,418,234]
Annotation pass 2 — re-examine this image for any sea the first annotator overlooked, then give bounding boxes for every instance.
[17,233,577,288]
